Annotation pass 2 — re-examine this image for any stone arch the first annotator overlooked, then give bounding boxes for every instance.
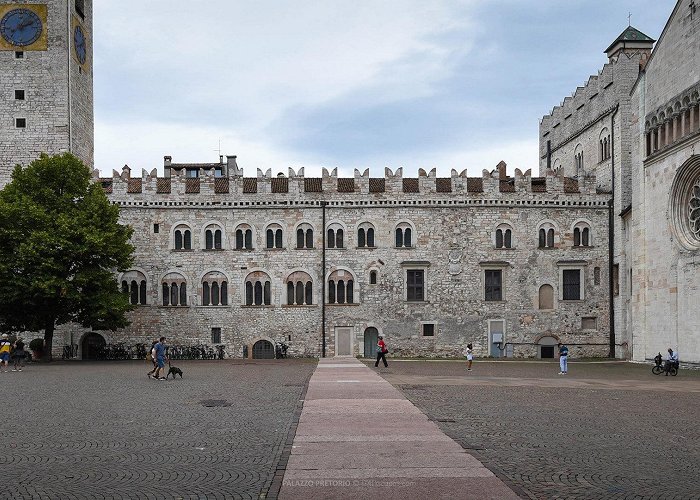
[160,270,189,306]
[326,219,347,249]
[394,219,416,248]
[243,269,273,306]
[80,331,107,360]
[571,218,594,247]
[326,267,359,304]
[294,221,316,249]
[356,219,377,248]
[118,268,149,305]
[535,334,559,359]
[234,220,256,250]
[536,219,559,248]
[285,270,314,305]
[538,284,554,310]
[170,220,193,250]
[250,337,276,359]
[668,155,700,251]
[493,220,515,249]
[264,220,285,249]
[200,219,226,250]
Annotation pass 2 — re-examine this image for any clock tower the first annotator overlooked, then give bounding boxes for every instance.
[0,0,93,188]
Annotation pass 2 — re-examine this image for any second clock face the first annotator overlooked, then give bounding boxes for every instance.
[74,25,86,64]
[0,8,43,47]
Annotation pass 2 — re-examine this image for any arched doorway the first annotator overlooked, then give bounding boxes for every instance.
[252,340,275,359]
[82,332,106,360]
[364,327,379,358]
[538,336,558,359]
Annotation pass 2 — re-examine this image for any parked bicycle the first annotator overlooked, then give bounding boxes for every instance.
[652,352,678,376]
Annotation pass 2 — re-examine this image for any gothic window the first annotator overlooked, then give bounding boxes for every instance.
[235,224,253,250]
[327,270,355,304]
[245,271,271,306]
[574,144,583,175]
[204,223,224,250]
[484,270,502,301]
[121,270,147,305]
[357,222,376,248]
[162,272,187,306]
[296,223,314,249]
[201,272,228,306]
[573,222,592,247]
[174,225,192,250]
[538,222,555,248]
[285,271,313,305]
[266,224,283,249]
[369,270,378,285]
[599,128,611,161]
[395,222,413,248]
[538,284,554,309]
[495,223,513,249]
[327,223,344,249]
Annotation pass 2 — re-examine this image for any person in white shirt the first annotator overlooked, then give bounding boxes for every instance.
[464,343,473,371]
[665,348,679,375]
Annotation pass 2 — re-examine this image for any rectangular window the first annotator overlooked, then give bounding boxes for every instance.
[186,168,199,178]
[562,269,581,300]
[406,270,424,301]
[211,327,221,344]
[422,323,435,336]
[593,266,600,286]
[14,90,25,100]
[153,223,159,234]
[15,51,24,59]
[485,270,502,301]
[15,118,26,128]
[581,317,597,330]
[215,167,223,177]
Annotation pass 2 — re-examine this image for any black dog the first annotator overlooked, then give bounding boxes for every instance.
[166,362,183,379]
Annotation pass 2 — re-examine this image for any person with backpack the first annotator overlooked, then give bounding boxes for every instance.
[558,342,569,375]
[0,334,11,373]
[375,336,388,368]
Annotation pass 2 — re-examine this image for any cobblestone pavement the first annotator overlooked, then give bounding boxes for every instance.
[373,360,700,500]
[2,359,315,500]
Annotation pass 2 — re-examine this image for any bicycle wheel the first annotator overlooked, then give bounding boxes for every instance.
[670,367,678,376]
[652,365,662,375]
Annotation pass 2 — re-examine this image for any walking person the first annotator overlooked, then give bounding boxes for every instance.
[146,339,158,379]
[465,343,474,371]
[12,338,25,372]
[0,334,11,373]
[375,336,388,368]
[558,342,569,375]
[153,337,168,381]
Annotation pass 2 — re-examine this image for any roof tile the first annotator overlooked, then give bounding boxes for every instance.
[127,179,142,193]
[304,178,323,192]
[403,178,419,193]
[337,178,355,193]
[271,177,289,193]
[214,178,229,193]
[369,178,385,193]
[156,178,171,194]
[185,178,200,194]
[243,178,257,193]
[436,178,452,193]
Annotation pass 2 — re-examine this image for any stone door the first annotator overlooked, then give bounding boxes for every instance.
[363,327,379,358]
[335,327,353,356]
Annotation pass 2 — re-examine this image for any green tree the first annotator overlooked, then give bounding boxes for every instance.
[0,153,134,360]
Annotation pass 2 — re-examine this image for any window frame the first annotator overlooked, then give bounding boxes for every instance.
[558,263,586,301]
[480,261,508,302]
[401,262,429,302]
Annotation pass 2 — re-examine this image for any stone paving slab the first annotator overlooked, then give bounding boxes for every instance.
[280,357,518,499]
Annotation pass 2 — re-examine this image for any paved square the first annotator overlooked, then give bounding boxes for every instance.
[373,360,700,500]
[2,359,315,500]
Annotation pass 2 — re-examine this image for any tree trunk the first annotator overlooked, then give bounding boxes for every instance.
[44,320,55,362]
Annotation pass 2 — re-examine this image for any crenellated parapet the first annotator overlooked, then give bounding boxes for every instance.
[96,159,603,207]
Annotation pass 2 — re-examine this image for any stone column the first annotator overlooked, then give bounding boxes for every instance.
[681,109,686,137]
[672,114,678,143]
[665,120,671,147]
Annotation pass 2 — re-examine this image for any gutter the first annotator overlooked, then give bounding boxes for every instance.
[608,104,619,358]
[321,201,327,357]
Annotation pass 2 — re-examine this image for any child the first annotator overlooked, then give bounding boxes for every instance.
[465,343,474,371]
[12,338,25,372]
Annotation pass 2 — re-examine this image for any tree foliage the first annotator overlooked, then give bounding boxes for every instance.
[0,153,134,359]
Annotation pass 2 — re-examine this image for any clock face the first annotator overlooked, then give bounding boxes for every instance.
[74,25,86,65]
[0,8,43,47]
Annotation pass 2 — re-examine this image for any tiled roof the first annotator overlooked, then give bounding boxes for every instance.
[467,178,483,192]
[564,178,579,193]
[337,178,355,193]
[605,26,655,53]
[304,178,323,192]
[127,179,142,193]
[101,179,113,193]
[185,178,200,194]
[402,178,419,193]
[243,178,257,194]
[214,178,229,193]
[156,178,171,194]
[369,178,385,193]
[271,177,289,193]
[436,178,452,193]
[531,178,547,192]
[499,180,515,193]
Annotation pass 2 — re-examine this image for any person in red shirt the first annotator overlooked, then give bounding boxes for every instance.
[375,336,388,368]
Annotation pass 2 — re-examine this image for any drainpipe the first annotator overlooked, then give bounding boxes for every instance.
[321,201,327,357]
[609,104,619,358]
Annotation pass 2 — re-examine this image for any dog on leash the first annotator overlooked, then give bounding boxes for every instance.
[166,361,183,379]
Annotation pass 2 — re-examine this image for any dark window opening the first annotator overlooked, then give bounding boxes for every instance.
[327,228,335,248]
[485,270,502,301]
[211,327,221,344]
[75,0,85,19]
[369,271,377,285]
[184,230,191,249]
[275,228,283,248]
[15,118,26,128]
[358,228,366,247]
[153,223,159,234]
[14,90,25,100]
[407,270,424,301]
[305,228,313,248]
[367,228,375,247]
[563,269,581,300]
[422,324,435,336]
[15,51,24,59]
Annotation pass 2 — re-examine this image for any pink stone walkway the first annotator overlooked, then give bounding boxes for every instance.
[279,357,519,499]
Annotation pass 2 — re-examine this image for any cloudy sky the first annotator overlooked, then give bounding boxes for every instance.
[94,0,673,178]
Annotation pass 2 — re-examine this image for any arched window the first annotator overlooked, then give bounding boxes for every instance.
[599,128,611,161]
[266,224,283,249]
[296,223,314,249]
[495,224,513,249]
[245,271,272,306]
[369,270,378,285]
[174,224,192,250]
[285,271,313,305]
[121,270,147,305]
[327,270,355,304]
[204,224,224,250]
[573,222,592,247]
[162,272,187,306]
[395,222,413,248]
[357,222,376,248]
[538,223,555,248]
[201,272,228,306]
[235,224,253,250]
[539,284,554,309]
[327,223,344,249]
